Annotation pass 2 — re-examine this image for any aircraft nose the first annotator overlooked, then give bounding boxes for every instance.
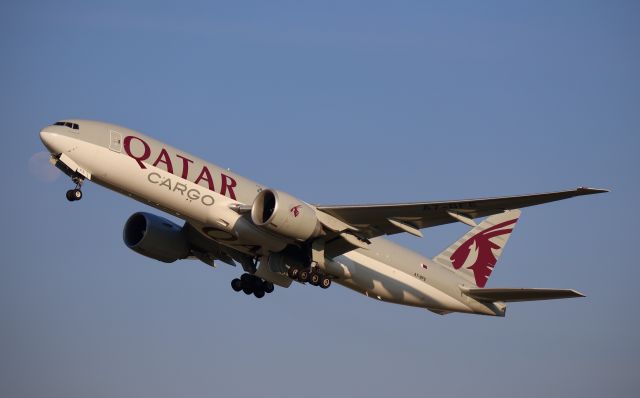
[40,129,63,154]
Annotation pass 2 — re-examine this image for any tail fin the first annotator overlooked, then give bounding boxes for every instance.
[433,209,521,287]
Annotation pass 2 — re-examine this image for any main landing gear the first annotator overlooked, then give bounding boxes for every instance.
[287,267,332,289]
[231,273,275,299]
[66,176,84,202]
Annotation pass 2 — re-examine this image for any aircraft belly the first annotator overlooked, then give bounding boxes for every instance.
[334,251,473,313]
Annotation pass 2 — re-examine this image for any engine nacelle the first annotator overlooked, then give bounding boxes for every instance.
[123,212,190,263]
[251,189,322,241]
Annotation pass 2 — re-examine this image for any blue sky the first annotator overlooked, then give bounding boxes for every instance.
[2,1,639,397]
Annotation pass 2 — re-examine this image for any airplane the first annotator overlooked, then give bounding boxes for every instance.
[39,119,608,316]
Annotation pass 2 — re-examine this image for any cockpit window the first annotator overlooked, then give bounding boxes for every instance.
[54,121,79,130]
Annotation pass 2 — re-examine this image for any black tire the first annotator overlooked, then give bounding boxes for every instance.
[231,278,243,292]
[242,286,253,295]
[241,273,252,283]
[320,276,331,289]
[310,272,321,286]
[254,289,265,298]
[298,269,310,283]
[263,282,275,294]
[287,268,299,279]
[66,190,75,201]
[73,189,82,200]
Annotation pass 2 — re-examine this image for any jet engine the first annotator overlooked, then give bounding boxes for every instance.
[123,212,190,263]
[251,189,322,241]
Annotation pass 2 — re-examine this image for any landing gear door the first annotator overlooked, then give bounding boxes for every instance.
[254,256,293,288]
[109,130,122,152]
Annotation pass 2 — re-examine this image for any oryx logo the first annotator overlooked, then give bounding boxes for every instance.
[290,205,302,218]
[450,218,517,287]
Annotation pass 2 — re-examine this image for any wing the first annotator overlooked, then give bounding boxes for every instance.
[317,187,608,257]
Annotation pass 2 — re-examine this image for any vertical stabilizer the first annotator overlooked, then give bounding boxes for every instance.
[433,210,521,287]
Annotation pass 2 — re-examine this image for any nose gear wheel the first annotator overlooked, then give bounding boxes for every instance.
[66,176,84,202]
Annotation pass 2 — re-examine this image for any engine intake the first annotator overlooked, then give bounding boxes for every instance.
[251,189,322,241]
[123,212,189,263]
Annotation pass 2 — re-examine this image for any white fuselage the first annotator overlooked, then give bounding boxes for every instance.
[40,120,502,316]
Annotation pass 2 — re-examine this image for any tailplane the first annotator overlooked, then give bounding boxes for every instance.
[460,287,585,302]
[433,209,521,287]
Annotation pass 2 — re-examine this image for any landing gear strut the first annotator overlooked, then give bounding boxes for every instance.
[231,273,275,298]
[66,176,84,202]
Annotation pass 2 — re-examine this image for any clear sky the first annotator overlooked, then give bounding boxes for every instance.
[2,1,639,397]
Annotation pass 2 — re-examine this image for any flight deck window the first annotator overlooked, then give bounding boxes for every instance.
[54,121,79,130]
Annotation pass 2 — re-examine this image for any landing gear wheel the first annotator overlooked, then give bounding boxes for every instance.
[287,267,299,279]
[310,272,321,286]
[231,278,243,292]
[320,276,331,289]
[298,269,310,283]
[234,273,274,298]
[66,189,82,201]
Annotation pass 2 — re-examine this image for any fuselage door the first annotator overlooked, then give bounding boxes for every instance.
[109,130,122,152]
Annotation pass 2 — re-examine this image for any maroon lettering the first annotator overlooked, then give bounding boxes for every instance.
[176,154,194,179]
[194,166,215,191]
[123,136,151,169]
[221,173,237,200]
[152,148,174,174]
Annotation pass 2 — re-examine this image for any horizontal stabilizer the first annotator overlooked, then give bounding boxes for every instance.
[461,287,585,302]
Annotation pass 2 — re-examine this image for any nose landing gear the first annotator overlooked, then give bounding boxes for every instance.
[66,176,84,202]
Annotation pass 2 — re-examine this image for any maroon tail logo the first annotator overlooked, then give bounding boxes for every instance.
[290,205,302,218]
[450,218,518,287]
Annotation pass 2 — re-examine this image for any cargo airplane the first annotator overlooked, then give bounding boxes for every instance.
[39,120,607,316]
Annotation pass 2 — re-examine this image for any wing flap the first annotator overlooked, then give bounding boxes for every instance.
[462,287,586,302]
